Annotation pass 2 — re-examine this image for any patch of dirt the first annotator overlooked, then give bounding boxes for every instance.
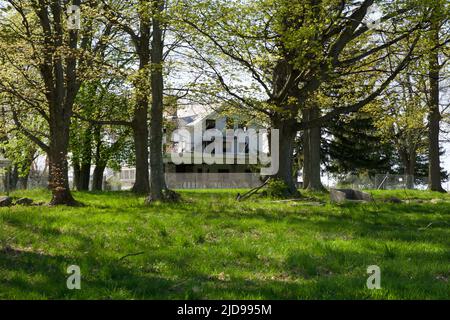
[435,274,448,283]
[0,245,48,257]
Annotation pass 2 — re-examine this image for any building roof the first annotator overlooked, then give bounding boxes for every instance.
[176,105,219,127]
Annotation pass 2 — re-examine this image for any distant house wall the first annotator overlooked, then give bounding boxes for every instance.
[105,108,268,189]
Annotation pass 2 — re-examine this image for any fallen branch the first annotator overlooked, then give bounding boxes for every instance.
[236,177,271,202]
[118,252,145,261]
[418,221,450,231]
[270,199,304,203]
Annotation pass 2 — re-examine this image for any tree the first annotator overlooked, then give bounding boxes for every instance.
[180,0,423,195]
[71,78,132,191]
[0,0,113,204]
[103,0,179,200]
[91,124,132,191]
[325,112,394,177]
[71,120,94,191]
[368,62,429,188]
[100,0,154,194]
[0,130,38,190]
[147,0,168,201]
[426,1,449,192]
[302,101,325,191]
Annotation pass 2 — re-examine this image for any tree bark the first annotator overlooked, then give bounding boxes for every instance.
[273,117,300,196]
[79,163,91,191]
[131,118,150,194]
[32,1,81,205]
[400,147,416,189]
[92,165,106,191]
[17,148,35,190]
[302,109,311,189]
[131,2,151,195]
[147,0,168,201]
[6,165,19,191]
[269,59,301,197]
[92,125,105,192]
[427,15,446,193]
[406,150,416,190]
[48,123,76,206]
[78,126,93,191]
[306,105,325,191]
[73,162,81,191]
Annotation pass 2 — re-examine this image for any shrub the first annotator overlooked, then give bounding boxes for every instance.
[264,179,291,199]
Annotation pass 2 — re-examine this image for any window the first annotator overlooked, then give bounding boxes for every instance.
[206,119,215,130]
[176,165,191,173]
[237,120,247,130]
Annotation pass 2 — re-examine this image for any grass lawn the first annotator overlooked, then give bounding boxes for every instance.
[0,189,449,300]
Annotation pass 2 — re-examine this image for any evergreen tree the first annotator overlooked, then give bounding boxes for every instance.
[324,113,394,176]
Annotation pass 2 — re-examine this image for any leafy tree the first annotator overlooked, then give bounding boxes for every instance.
[367,63,429,188]
[425,0,449,192]
[180,0,424,195]
[0,130,38,190]
[100,0,180,200]
[71,79,132,191]
[0,0,113,204]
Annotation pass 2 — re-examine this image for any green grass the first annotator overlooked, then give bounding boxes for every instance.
[0,189,449,300]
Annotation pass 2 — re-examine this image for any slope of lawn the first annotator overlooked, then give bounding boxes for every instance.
[0,189,449,300]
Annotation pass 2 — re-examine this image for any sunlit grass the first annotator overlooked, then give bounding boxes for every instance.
[0,189,449,299]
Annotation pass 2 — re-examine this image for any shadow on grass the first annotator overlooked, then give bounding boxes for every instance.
[2,220,448,300]
[0,247,362,299]
[1,190,449,299]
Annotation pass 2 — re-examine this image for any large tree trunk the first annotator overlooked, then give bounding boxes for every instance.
[11,165,19,190]
[92,126,105,192]
[78,126,93,191]
[73,162,81,190]
[92,165,106,191]
[406,151,416,190]
[4,165,19,191]
[269,59,301,197]
[131,4,151,195]
[36,1,80,205]
[306,105,325,191]
[79,163,91,191]
[400,147,416,190]
[17,148,35,190]
[302,109,311,189]
[428,16,446,193]
[147,0,168,202]
[273,117,300,196]
[131,118,150,194]
[48,125,76,206]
